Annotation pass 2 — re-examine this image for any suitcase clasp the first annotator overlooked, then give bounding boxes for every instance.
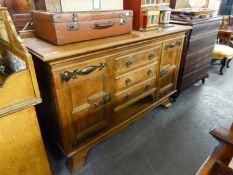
[120,17,128,25]
[67,21,79,31]
[72,13,78,22]
[119,14,128,25]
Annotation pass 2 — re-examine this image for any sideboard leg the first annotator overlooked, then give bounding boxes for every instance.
[171,92,178,103]
[161,98,172,108]
[66,150,89,172]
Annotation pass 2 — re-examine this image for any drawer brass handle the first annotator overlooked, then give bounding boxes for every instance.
[160,70,167,78]
[148,53,155,60]
[165,40,182,50]
[93,94,112,108]
[125,78,132,86]
[147,69,153,76]
[61,63,107,82]
[145,84,151,91]
[0,65,6,75]
[125,60,133,68]
[124,93,131,101]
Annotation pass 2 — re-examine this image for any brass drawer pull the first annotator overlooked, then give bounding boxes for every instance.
[160,70,167,78]
[125,60,133,68]
[93,94,112,108]
[147,69,153,77]
[148,53,155,60]
[61,63,107,82]
[145,84,151,91]
[125,78,132,86]
[0,65,6,75]
[165,40,182,50]
[124,93,131,101]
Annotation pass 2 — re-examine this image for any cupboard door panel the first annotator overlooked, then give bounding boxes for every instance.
[157,37,183,99]
[54,60,112,150]
[66,74,111,147]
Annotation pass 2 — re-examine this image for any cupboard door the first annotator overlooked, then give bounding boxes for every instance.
[157,38,184,99]
[54,59,112,151]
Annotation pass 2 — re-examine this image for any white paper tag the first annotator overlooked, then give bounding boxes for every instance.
[93,0,101,10]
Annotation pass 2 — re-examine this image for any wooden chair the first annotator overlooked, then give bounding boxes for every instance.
[212,44,233,75]
[195,124,233,175]
[217,30,232,46]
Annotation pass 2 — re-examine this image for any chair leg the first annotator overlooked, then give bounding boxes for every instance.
[220,58,227,75]
[202,78,206,84]
[227,59,232,68]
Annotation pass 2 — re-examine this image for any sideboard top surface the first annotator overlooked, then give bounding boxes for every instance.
[24,25,192,62]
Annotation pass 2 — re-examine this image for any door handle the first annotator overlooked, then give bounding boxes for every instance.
[160,70,168,78]
[93,94,112,109]
[61,63,107,83]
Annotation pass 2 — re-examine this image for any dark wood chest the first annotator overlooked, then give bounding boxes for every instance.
[171,17,221,93]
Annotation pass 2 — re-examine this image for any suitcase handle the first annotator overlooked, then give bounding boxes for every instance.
[93,22,114,29]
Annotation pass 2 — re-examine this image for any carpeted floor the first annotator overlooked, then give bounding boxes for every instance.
[46,63,233,175]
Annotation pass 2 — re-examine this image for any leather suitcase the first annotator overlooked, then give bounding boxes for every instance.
[31,10,133,45]
[44,0,123,12]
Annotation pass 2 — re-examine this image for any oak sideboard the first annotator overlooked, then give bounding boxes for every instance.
[24,25,191,172]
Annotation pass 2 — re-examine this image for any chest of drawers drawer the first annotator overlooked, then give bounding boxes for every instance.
[115,77,157,107]
[114,45,161,74]
[115,62,158,91]
[190,20,221,41]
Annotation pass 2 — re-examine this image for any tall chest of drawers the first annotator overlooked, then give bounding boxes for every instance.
[24,25,190,172]
[171,18,221,93]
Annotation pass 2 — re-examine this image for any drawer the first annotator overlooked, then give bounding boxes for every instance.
[58,58,108,84]
[187,33,217,55]
[115,77,157,107]
[183,47,213,76]
[190,20,221,40]
[114,45,161,74]
[163,38,183,52]
[181,64,209,91]
[115,62,158,91]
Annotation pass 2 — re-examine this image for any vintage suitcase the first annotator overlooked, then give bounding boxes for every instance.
[31,10,133,45]
[44,0,123,12]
